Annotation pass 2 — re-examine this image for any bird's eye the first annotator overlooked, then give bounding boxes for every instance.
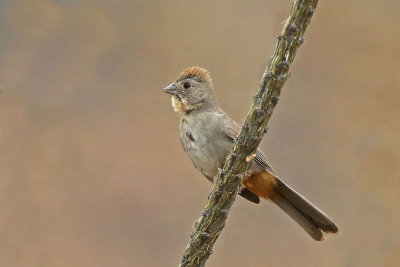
[183,82,191,89]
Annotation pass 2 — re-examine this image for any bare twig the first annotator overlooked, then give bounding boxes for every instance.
[180,1,319,266]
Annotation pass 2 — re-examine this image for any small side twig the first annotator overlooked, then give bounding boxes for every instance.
[180,1,319,266]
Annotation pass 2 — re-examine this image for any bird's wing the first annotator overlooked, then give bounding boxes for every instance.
[223,114,275,174]
[238,188,260,204]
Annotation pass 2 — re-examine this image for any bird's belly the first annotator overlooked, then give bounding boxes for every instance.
[189,149,219,179]
[180,129,231,180]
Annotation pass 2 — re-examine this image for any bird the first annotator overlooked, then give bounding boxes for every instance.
[163,66,339,241]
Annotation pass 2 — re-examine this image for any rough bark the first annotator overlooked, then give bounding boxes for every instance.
[180,1,319,266]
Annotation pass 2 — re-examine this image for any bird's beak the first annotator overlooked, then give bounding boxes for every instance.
[163,83,178,95]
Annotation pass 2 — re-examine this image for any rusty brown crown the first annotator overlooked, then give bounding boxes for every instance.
[176,66,212,83]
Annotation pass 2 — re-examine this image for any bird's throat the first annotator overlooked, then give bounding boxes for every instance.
[171,96,185,113]
[171,96,202,114]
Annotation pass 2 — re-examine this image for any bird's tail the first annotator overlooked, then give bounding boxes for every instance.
[243,172,339,241]
[271,178,339,241]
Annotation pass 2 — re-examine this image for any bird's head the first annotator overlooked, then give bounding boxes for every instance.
[163,66,217,114]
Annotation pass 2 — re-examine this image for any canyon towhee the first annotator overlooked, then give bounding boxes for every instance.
[163,66,338,240]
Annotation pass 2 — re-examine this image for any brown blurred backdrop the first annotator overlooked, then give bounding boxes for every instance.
[0,0,399,266]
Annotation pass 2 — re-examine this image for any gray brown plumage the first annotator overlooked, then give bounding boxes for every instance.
[163,66,339,241]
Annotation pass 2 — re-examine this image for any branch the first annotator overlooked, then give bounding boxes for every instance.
[180,1,319,266]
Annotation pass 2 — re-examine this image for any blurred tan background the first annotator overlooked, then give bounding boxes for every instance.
[0,0,399,266]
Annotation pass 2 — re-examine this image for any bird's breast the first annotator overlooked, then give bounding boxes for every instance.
[179,113,232,180]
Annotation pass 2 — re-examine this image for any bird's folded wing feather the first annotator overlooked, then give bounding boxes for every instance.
[222,113,275,174]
